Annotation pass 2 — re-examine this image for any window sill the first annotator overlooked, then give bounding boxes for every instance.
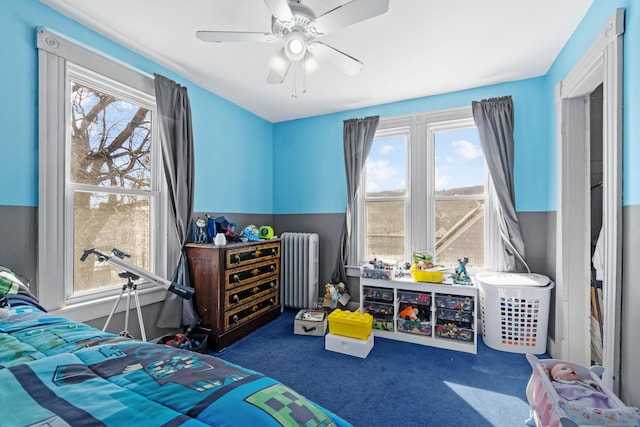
[48,286,168,324]
[346,265,362,277]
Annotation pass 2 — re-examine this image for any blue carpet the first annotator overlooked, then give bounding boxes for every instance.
[213,310,537,427]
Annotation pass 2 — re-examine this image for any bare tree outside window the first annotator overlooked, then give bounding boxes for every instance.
[69,82,154,293]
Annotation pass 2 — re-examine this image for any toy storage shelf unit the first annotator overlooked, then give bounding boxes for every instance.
[360,277,478,354]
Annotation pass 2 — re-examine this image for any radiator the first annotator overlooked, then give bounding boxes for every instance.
[280,232,320,310]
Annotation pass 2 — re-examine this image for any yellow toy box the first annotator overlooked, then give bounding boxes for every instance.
[327,308,373,340]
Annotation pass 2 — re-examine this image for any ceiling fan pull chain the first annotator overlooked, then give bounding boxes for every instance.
[291,62,298,98]
[302,55,307,94]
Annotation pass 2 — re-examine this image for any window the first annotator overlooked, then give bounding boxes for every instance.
[68,66,157,295]
[38,29,167,317]
[358,108,498,271]
[363,134,407,262]
[433,127,486,267]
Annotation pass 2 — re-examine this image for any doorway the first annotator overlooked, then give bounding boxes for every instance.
[554,9,623,392]
[589,83,603,366]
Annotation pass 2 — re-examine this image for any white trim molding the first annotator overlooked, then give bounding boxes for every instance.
[554,8,624,393]
[37,28,171,325]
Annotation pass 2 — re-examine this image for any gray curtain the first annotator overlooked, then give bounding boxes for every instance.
[472,96,529,272]
[154,74,198,328]
[331,116,380,284]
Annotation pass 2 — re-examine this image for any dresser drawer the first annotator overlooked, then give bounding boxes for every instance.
[225,259,280,289]
[224,292,279,331]
[226,242,280,269]
[225,277,278,309]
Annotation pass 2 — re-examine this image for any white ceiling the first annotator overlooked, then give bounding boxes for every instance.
[40,0,592,123]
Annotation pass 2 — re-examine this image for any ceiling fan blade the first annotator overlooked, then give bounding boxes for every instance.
[308,42,363,75]
[263,0,294,24]
[196,31,274,43]
[310,0,389,36]
[266,48,291,84]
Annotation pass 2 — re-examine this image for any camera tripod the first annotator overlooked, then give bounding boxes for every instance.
[102,271,147,341]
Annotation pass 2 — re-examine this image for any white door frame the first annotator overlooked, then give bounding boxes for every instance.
[554,8,624,392]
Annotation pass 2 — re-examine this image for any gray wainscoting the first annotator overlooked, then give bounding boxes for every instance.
[272,212,344,291]
[621,204,640,405]
[0,206,554,312]
[0,205,38,295]
[518,210,556,341]
[518,211,556,278]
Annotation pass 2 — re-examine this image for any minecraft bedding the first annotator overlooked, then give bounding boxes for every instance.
[0,306,349,427]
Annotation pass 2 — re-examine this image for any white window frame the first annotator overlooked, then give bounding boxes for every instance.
[356,107,500,271]
[37,28,168,322]
[360,125,411,261]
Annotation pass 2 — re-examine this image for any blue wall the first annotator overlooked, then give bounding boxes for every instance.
[544,0,640,210]
[0,0,274,214]
[273,0,640,214]
[273,78,547,214]
[2,0,638,215]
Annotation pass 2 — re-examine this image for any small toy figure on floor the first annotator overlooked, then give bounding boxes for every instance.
[454,257,471,284]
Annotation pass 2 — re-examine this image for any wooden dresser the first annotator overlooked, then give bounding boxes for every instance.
[185,239,281,351]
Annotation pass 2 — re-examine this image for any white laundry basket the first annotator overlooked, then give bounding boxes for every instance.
[476,272,554,354]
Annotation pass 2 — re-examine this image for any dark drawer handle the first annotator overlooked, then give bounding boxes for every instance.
[232,295,240,304]
[232,315,239,324]
[270,281,276,290]
[269,265,276,272]
[269,298,275,306]
[232,274,240,283]
[271,248,278,256]
[232,254,241,264]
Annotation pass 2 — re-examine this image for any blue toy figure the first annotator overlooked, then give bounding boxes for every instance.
[455,257,470,283]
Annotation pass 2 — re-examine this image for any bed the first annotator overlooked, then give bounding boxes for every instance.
[525,354,640,427]
[0,302,350,427]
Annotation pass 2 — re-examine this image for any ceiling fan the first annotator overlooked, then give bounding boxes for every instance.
[196,0,389,84]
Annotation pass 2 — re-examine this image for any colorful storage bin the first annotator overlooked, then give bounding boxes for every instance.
[360,267,394,280]
[435,323,474,342]
[397,318,432,336]
[398,290,431,306]
[363,286,394,302]
[362,301,393,316]
[435,295,474,311]
[436,308,473,325]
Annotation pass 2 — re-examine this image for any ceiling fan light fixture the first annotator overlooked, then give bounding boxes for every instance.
[289,38,304,55]
[304,52,319,74]
[269,49,290,75]
[283,31,306,62]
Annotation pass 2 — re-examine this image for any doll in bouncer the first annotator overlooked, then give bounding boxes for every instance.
[547,362,640,425]
[550,363,614,409]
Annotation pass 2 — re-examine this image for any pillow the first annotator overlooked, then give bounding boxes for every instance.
[0,266,35,299]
